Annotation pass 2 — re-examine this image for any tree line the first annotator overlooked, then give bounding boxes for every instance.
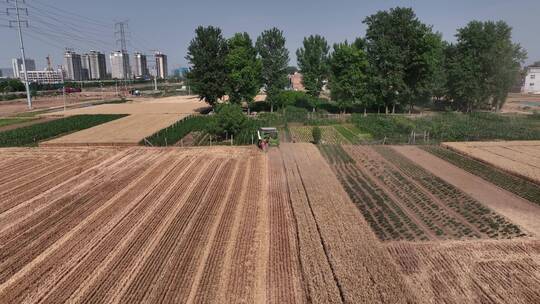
[186,7,526,113]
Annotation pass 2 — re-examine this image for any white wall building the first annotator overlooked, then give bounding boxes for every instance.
[155,52,168,79]
[523,67,540,94]
[63,51,83,81]
[88,51,107,80]
[133,52,149,79]
[20,69,64,84]
[12,58,36,78]
[110,51,131,79]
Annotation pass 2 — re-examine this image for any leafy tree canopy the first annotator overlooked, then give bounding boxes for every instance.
[186,26,229,106]
[225,32,262,106]
[328,41,370,113]
[256,27,290,112]
[446,20,526,111]
[363,7,443,113]
[296,35,330,97]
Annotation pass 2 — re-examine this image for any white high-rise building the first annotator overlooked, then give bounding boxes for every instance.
[155,52,168,79]
[523,66,540,94]
[81,53,91,81]
[63,50,83,81]
[88,51,107,80]
[12,58,36,78]
[110,51,131,79]
[133,52,149,79]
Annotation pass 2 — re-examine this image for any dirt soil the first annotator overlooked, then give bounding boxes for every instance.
[393,146,540,236]
[0,91,119,116]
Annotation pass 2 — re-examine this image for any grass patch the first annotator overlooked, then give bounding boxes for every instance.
[0,114,126,147]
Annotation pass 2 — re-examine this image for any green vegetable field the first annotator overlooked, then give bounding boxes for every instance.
[0,114,126,147]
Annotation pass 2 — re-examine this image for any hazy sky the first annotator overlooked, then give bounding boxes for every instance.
[0,0,539,70]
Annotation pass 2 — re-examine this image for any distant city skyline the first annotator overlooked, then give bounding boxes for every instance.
[1,0,539,70]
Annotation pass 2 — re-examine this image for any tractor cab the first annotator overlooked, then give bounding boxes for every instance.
[257,127,279,149]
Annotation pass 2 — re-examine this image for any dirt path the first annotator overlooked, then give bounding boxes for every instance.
[394,146,540,236]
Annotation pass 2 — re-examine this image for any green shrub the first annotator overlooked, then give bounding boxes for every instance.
[312,126,322,144]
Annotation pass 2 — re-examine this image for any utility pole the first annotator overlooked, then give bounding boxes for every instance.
[7,0,32,109]
[60,65,66,111]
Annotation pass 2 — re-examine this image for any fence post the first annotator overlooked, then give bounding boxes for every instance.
[231,135,233,146]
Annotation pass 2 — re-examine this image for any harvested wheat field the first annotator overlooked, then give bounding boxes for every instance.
[39,95,208,146]
[443,141,540,183]
[0,144,416,304]
[386,239,540,303]
[2,143,540,303]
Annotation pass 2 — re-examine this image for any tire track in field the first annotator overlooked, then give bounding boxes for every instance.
[37,154,191,303]
[267,149,307,304]
[117,159,223,303]
[74,156,209,304]
[188,158,248,303]
[211,158,253,303]
[0,154,112,214]
[281,146,343,304]
[0,148,133,231]
[0,150,163,301]
[158,160,238,303]
[224,154,268,303]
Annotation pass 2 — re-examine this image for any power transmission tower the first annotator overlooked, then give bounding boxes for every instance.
[114,21,130,80]
[6,0,32,109]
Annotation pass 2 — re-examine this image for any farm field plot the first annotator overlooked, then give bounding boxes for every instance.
[1,144,419,304]
[289,126,349,144]
[322,145,525,241]
[39,95,208,146]
[386,239,540,304]
[422,145,540,206]
[397,146,540,235]
[278,143,416,303]
[443,141,540,183]
[41,114,188,146]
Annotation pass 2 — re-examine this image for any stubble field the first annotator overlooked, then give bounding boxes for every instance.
[443,141,540,183]
[1,143,539,303]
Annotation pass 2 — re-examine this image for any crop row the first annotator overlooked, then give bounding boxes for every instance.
[289,126,349,144]
[374,146,525,239]
[318,145,354,165]
[345,146,482,240]
[142,115,209,146]
[422,146,540,206]
[0,114,126,147]
[335,164,426,241]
